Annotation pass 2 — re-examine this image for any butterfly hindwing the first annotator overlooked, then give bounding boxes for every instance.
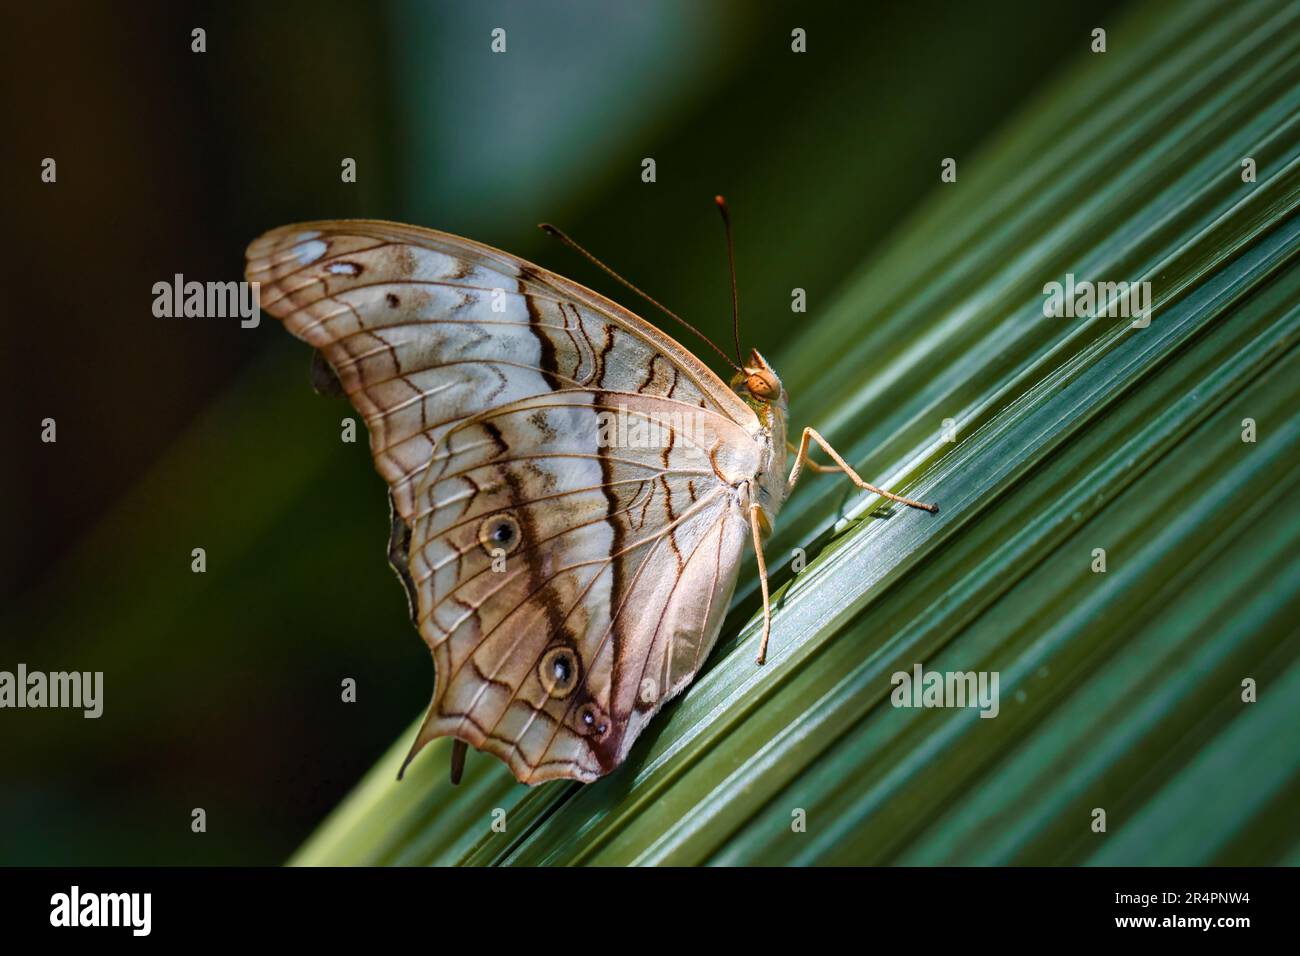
[410,391,756,781]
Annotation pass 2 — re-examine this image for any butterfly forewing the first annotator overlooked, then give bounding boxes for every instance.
[246,220,772,783]
[245,221,757,525]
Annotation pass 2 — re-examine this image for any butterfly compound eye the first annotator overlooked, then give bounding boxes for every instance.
[745,370,780,400]
[477,513,522,555]
[539,645,580,698]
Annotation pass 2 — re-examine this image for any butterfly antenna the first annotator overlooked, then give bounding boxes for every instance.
[714,195,744,368]
[539,222,743,374]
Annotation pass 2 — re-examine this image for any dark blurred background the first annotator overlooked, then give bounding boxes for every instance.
[1,0,1125,864]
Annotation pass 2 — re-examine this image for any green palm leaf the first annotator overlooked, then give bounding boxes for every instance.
[293,0,1300,865]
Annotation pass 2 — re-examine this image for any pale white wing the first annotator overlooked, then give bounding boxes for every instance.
[247,221,766,784]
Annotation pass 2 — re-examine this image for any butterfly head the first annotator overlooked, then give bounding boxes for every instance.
[732,349,786,408]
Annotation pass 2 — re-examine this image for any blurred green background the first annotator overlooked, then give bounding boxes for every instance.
[10,0,1294,866]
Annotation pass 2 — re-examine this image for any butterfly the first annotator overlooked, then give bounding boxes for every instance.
[244,201,937,785]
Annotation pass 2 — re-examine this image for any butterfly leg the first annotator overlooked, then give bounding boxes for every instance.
[785,440,840,474]
[787,428,938,513]
[749,502,774,665]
